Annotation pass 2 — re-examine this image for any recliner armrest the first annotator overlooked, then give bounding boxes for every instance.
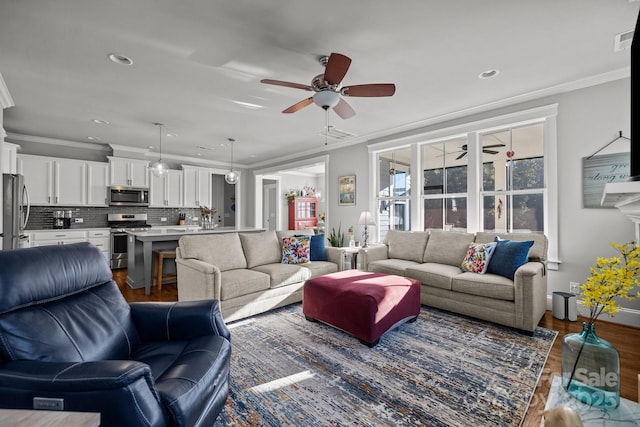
[130,300,230,342]
[0,360,155,393]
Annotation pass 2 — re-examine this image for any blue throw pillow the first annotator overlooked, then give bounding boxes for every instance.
[310,234,328,261]
[486,238,534,280]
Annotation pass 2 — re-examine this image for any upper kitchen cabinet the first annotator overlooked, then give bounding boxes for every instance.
[150,169,183,207]
[86,162,109,206]
[18,155,84,205]
[18,155,109,206]
[182,165,212,208]
[1,142,19,174]
[108,157,149,187]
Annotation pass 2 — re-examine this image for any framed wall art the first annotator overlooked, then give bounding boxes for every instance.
[338,175,356,206]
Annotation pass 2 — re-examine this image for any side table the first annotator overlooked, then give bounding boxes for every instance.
[341,246,361,270]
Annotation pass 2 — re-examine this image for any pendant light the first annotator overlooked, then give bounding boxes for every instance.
[150,122,168,176]
[225,138,239,184]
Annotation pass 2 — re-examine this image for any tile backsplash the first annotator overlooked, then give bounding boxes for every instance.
[26,206,202,230]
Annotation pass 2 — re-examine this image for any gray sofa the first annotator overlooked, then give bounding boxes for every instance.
[359,230,548,332]
[175,230,341,322]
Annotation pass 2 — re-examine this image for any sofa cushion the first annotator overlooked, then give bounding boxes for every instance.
[281,236,310,264]
[423,230,475,266]
[252,263,312,288]
[301,261,339,278]
[451,272,515,301]
[179,233,247,272]
[276,228,315,241]
[310,234,328,261]
[239,231,281,268]
[475,232,547,261]
[385,230,429,263]
[368,259,420,276]
[219,269,270,300]
[405,263,463,290]
[486,238,534,280]
[460,242,497,274]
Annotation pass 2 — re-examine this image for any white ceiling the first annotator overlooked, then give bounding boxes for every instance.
[0,0,637,168]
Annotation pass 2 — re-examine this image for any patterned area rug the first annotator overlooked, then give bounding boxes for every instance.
[215,304,556,426]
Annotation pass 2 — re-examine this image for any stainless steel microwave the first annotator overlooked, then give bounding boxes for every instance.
[108,186,149,206]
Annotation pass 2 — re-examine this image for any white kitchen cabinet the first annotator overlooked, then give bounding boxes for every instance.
[2,142,19,174]
[30,230,87,246]
[86,162,109,206]
[18,155,84,206]
[182,165,212,208]
[87,229,110,262]
[108,156,149,187]
[150,169,183,207]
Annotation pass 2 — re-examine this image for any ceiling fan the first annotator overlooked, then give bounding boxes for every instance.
[455,144,506,160]
[260,53,396,119]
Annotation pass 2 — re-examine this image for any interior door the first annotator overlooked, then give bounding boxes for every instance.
[263,183,277,230]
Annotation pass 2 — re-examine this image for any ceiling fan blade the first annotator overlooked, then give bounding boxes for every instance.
[323,53,351,86]
[483,143,506,149]
[342,83,396,97]
[282,97,313,114]
[483,149,499,155]
[333,98,356,119]
[260,79,312,91]
[456,152,467,160]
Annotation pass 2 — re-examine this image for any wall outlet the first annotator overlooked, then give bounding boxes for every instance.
[570,282,580,295]
[74,218,83,223]
[160,217,167,222]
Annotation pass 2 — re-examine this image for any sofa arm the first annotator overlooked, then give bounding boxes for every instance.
[358,245,389,271]
[130,300,230,342]
[513,261,548,332]
[0,360,166,426]
[324,247,345,270]
[176,257,222,301]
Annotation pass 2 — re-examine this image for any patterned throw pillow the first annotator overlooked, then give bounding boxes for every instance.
[460,242,497,274]
[281,236,310,264]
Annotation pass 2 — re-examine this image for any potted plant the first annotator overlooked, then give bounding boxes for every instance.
[328,224,345,247]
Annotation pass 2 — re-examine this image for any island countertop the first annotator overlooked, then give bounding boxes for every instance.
[126,226,265,240]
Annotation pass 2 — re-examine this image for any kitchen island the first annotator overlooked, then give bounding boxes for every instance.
[126,226,265,295]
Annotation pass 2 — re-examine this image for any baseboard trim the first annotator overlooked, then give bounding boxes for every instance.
[545,295,640,328]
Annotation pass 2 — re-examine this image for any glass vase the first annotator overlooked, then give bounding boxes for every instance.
[561,322,620,408]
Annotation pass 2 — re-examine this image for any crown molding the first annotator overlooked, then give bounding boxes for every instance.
[7,132,110,152]
[0,73,15,109]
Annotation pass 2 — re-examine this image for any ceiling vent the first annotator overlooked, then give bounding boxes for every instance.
[319,126,356,141]
[614,29,634,52]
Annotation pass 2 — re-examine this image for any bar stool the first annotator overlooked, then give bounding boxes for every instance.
[153,249,177,291]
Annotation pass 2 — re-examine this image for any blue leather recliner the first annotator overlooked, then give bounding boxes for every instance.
[0,242,231,426]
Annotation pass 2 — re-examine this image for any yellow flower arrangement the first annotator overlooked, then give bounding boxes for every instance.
[580,241,640,324]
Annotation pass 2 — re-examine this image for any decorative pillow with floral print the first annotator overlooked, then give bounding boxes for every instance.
[281,235,310,264]
[460,242,497,274]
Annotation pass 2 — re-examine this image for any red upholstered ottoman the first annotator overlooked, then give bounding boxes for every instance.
[303,270,421,347]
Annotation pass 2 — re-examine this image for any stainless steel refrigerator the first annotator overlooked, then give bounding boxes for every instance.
[2,174,30,250]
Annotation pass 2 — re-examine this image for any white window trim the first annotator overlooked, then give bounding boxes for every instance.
[369,103,559,270]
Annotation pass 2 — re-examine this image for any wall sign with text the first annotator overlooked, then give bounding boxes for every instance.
[582,152,630,208]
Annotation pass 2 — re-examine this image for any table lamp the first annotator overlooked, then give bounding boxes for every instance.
[358,211,376,248]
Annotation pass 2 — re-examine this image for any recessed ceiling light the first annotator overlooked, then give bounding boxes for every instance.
[86,136,101,141]
[479,69,500,79]
[166,133,178,138]
[108,53,133,66]
[92,119,110,125]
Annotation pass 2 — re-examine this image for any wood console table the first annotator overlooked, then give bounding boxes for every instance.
[0,409,100,427]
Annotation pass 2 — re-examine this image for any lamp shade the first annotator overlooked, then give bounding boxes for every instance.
[358,211,375,226]
[313,91,340,109]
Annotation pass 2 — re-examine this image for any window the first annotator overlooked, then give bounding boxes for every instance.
[377,148,411,241]
[422,138,468,231]
[481,124,545,233]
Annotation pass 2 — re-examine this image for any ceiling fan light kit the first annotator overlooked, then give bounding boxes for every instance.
[261,52,396,120]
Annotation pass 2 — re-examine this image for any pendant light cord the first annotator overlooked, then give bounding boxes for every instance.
[325,108,329,146]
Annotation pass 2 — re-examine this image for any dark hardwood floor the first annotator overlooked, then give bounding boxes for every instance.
[113,269,640,426]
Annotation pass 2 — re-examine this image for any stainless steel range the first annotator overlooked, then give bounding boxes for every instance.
[108,213,152,269]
